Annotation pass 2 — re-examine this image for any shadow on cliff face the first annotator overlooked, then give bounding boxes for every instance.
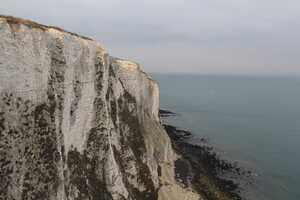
[114,90,159,200]
[0,92,60,199]
[160,109,253,200]
[0,38,69,197]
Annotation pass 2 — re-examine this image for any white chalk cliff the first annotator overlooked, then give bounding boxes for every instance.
[0,16,201,200]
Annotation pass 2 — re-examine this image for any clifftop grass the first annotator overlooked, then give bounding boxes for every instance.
[0,15,93,41]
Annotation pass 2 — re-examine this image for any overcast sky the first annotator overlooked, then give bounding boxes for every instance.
[1,0,300,76]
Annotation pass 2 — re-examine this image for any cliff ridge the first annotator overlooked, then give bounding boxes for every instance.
[0,16,201,200]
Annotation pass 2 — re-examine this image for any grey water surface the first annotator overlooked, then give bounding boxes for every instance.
[151,73,300,200]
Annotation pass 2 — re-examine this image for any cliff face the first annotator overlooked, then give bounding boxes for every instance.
[0,16,201,200]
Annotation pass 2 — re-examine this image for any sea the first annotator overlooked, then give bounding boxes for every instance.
[150,73,300,200]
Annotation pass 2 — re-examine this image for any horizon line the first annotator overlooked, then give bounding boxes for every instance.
[148,72,300,79]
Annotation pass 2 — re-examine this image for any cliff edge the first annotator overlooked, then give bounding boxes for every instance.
[0,16,201,200]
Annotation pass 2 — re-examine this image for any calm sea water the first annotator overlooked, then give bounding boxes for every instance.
[150,73,300,200]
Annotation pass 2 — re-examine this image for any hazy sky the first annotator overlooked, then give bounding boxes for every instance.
[1,0,300,76]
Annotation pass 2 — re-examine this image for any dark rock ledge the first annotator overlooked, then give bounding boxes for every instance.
[159,109,253,200]
[159,109,176,117]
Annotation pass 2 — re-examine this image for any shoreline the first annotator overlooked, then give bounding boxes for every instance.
[160,109,252,200]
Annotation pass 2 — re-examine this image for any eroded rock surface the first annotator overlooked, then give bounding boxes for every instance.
[0,16,201,200]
